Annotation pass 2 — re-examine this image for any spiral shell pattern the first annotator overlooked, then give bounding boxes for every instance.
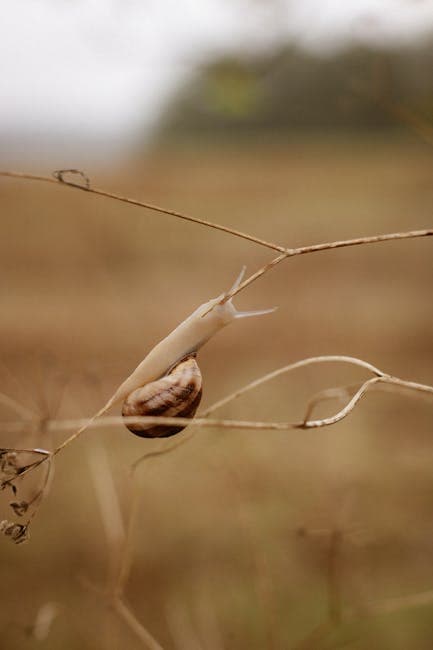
[122,355,202,438]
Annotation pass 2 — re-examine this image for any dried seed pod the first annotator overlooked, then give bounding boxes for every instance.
[122,355,202,438]
[0,519,29,544]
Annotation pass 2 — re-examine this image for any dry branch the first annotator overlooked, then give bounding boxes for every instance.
[220,228,433,305]
[114,598,164,650]
[201,355,384,416]
[2,356,432,443]
[0,169,285,253]
[1,169,433,568]
[1,170,431,309]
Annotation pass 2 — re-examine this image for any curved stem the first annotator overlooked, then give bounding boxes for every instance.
[301,377,381,429]
[202,355,384,417]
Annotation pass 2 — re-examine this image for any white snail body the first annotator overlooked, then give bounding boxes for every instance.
[102,268,276,437]
[111,293,238,406]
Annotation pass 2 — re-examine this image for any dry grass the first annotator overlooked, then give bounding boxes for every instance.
[0,135,433,648]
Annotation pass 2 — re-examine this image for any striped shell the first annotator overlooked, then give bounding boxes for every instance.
[121,356,202,438]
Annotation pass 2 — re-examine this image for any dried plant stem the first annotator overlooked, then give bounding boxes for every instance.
[202,355,384,417]
[52,404,110,456]
[221,228,433,305]
[361,589,433,616]
[301,377,433,425]
[1,171,431,308]
[113,598,164,650]
[127,357,389,473]
[0,447,51,489]
[88,442,126,584]
[26,456,54,524]
[113,486,140,598]
[0,170,285,253]
[382,375,433,395]
[0,391,35,419]
[130,436,192,475]
[304,377,382,428]
[3,375,433,436]
[86,440,164,649]
[302,384,361,424]
[326,529,344,625]
[2,358,433,485]
[4,415,327,433]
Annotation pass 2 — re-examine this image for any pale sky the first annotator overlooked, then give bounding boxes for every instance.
[1,0,433,161]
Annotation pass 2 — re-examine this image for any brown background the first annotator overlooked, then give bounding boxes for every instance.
[1,135,433,648]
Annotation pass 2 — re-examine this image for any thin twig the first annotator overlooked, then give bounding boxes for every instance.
[302,384,360,425]
[2,415,325,433]
[83,446,163,649]
[302,376,433,426]
[360,589,433,616]
[87,441,126,590]
[113,486,140,599]
[1,171,431,309]
[0,391,35,419]
[202,355,384,417]
[0,446,51,457]
[126,357,388,473]
[0,170,285,253]
[25,455,54,524]
[326,529,344,625]
[129,436,192,476]
[382,375,433,396]
[303,377,382,429]
[113,597,164,650]
[2,373,432,435]
[2,358,433,492]
[220,229,433,306]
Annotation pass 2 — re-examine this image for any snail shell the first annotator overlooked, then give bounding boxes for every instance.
[121,355,202,438]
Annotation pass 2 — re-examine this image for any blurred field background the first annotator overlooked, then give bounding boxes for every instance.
[2,2,433,649]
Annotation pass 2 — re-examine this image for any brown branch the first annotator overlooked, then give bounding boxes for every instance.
[3,373,432,436]
[303,377,382,429]
[302,384,360,425]
[326,528,344,625]
[113,598,164,650]
[360,589,433,616]
[0,391,35,419]
[129,436,192,476]
[221,228,433,305]
[2,356,433,494]
[84,441,164,649]
[1,171,431,310]
[202,355,384,417]
[0,169,285,253]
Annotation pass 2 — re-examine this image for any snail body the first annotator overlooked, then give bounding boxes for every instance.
[103,268,276,438]
[122,355,202,438]
[110,293,236,406]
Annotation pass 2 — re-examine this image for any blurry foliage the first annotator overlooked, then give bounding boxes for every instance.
[158,42,433,139]
[204,62,261,119]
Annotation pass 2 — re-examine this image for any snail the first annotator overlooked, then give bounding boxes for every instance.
[103,268,276,438]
